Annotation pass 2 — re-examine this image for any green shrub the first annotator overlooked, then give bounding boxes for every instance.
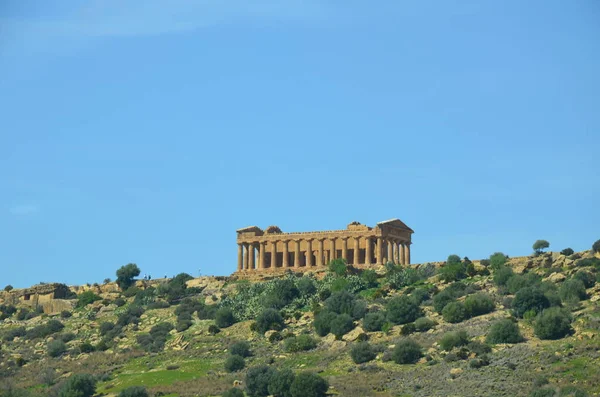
[560,248,574,256]
[268,368,295,397]
[224,355,245,372]
[137,322,173,352]
[230,341,251,357]
[176,319,192,332]
[208,324,220,335]
[60,310,72,319]
[464,293,495,317]
[493,266,514,286]
[447,254,461,264]
[576,257,600,268]
[592,239,600,254]
[118,386,149,397]
[438,262,467,283]
[410,287,430,304]
[400,323,416,335]
[289,372,329,397]
[328,258,347,276]
[256,308,284,334]
[361,269,379,288]
[433,290,455,313]
[350,341,376,364]
[387,268,420,289]
[574,270,596,288]
[116,263,141,290]
[533,240,550,254]
[530,388,557,397]
[246,365,276,397]
[223,388,245,397]
[386,296,421,325]
[116,305,145,327]
[76,291,102,308]
[467,341,491,356]
[558,386,587,397]
[439,330,469,351]
[47,340,67,357]
[284,335,317,352]
[99,321,115,336]
[513,287,550,318]
[442,301,468,323]
[486,319,524,344]
[507,273,541,294]
[313,310,337,336]
[392,339,423,364]
[325,291,364,319]
[489,252,508,270]
[4,285,13,292]
[414,317,436,332]
[58,374,96,397]
[363,312,386,332]
[559,279,587,303]
[80,342,95,353]
[215,307,236,328]
[534,308,572,340]
[330,313,354,339]
[297,277,317,296]
[26,320,65,340]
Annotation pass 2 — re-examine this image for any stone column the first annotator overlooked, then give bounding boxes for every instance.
[365,237,372,265]
[271,241,277,268]
[394,241,400,264]
[237,244,243,271]
[341,238,348,261]
[243,243,249,270]
[354,237,360,265]
[306,239,313,267]
[406,243,411,264]
[317,238,324,266]
[248,243,255,270]
[387,240,393,264]
[400,242,406,265]
[259,241,266,269]
[376,237,382,265]
[330,238,336,262]
[294,240,301,268]
[282,240,289,268]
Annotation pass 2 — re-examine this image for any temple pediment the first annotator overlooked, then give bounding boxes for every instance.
[377,218,414,233]
[236,226,264,234]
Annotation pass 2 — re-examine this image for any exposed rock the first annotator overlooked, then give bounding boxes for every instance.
[544,273,566,283]
[342,326,365,342]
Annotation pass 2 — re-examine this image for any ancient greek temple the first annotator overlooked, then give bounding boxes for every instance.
[236,219,413,272]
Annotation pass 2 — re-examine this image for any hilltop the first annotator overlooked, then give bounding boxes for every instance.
[1,241,600,397]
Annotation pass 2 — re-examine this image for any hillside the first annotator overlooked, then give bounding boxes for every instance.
[1,245,600,397]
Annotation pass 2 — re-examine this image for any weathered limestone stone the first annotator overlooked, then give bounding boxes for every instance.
[342,326,365,342]
[544,272,566,283]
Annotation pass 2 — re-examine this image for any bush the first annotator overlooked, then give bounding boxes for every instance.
[530,388,557,397]
[350,341,376,364]
[176,319,192,332]
[507,273,541,295]
[118,386,149,397]
[386,296,421,325]
[60,310,72,319]
[387,268,420,289]
[246,365,276,397]
[414,317,436,332]
[489,252,508,270]
[4,285,13,292]
[467,341,491,356]
[26,320,65,340]
[560,248,574,256]
[80,342,95,353]
[256,308,284,334]
[494,266,514,286]
[284,335,317,352]
[513,287,550,318]
[208,324,220,335]
[447,254,461,264]
[533,240,550,254]
[268,368,295,397]
[592,239,600,254]
[486,319,524,344]
[438,262,467,283]
[47,340,67,357]
[3,326,25,341]
[328,258,347,276]
[114,297,126,307]
[464,293,495,317]
[363,312,386,332]
[439,330,469,351]
[433,290,455,313]
[330,313,354,339]
[224,355,245,372]
[116,263,141,290]
[99,321,115,336]
[314,310,337,336]
[297,277,317,296]
[534,308,572,340]
[442,302,468,323]
[576,257,600,268]
[361,269,379,287]
[325,291,363,318]
[222,388,245,397]
[574,270,595,288]
[58,374,97,397]
[117,305,145,327]
[215,307,236,328]
[400,323,415,335]
[230,341,251,357]
[76,291,102,308]
[559,279,587,303]
[289,372,329,397]
[410,287,430,304]
[392,339,423,364]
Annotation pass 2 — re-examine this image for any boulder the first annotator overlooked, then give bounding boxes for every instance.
[544,273,566,283]
[342,326,365,342]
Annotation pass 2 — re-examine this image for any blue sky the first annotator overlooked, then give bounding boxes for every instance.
[1,0,599,288]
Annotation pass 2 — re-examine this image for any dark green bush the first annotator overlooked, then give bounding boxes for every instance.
[222,388,245,397]
[559,279,587,303]
[410,287,430,304]
[493,266,514,286]
[118,386,149,397]
[574,270,596,288]
[533,240,550,254]
[576,257,600,268]
[507,273,541,295]
[297,277,317,296]
[289,372,329,397]
[414,317,436,332]
[268,368,295,397]
[439,330,469,351]
[314,310,337,336]
[534,308,572,340]
[530,388,556,397]
[176,319,192,332]
[350,341,376,364]
[58,374,96,397]
[4,285,13,292]
[47,340,67,357]
[328,258,347,276]
[99,321,115,336]
[116,263,141,290]
[3,326,25,341]
[442,301,468,323]
[400,323,416,335]
[80,342,95,353]
[361,269,379,288]
[363,312,386,332]
[486,319,524,344]
[560,248,574,256]
[208,324,220,335]
[246,365,276,397]
[513,287,550,318]
[325,291,364,319]
[26,320,64,340]
[215,307,236,328]
[558,386,587,397]
[386,296,421,325]
[230,341,251,357]
[447,254,461,264]
[464,293,495,317]
[224,355,245,372]
[137,322,173,352]
[433,290,455,313]
[467,341,491,356]
[330,313,354,339]
[256,308,284,334]
[114,297,126,307]
[438,262,467,283]
[489,252,508,270]
[284,335,317,352]
[392,339,423,364]
[76,291,102,308]
[116,305,145,327]
[60,310,72,319]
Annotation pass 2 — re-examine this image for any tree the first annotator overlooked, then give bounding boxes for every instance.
[118,387,149,397]
[256,308,284,334]
[464,293,495,317]
[512,287,550,318]
[289,372,329,397]
[392,339,423,364]
[224,355,245,372]
[489,252,508,270]
[313,310,337,336]
[4,285,13,292]
[532,240,550,254]
[560,248,574,256]
[534,308,572,340]
[246,365,276,397]
[116,263,141,290]
[268,369,295,397]
[592,239,600,254]
[486,319,524,344]
[447,254,462,265]
[559,279,587,303]
[386,296,421,325]
[58,374,97,397]
[330,313,354,339]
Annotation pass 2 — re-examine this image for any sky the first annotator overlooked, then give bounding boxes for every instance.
[1,0,599,288]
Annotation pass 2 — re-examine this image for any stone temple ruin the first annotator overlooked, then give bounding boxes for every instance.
[0,283,74,314]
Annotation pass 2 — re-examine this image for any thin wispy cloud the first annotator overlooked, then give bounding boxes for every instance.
[9,204,40,216]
